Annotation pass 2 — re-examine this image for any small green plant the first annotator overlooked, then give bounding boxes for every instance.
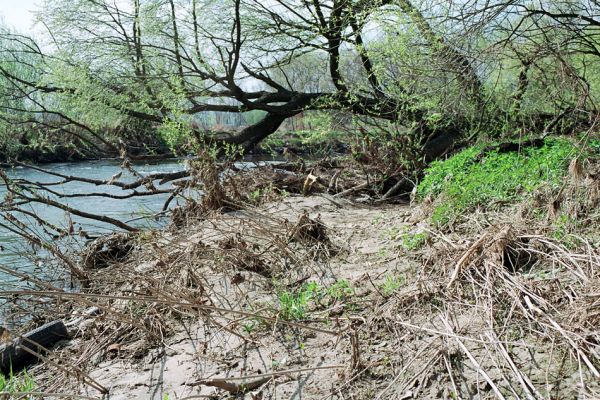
[401,231,428,251]
[242,321,257,334]
[371,213,386,225]
[552,213,582,248]
[277,280,356,319]
[248,189,262,203]
[0,369,36,394]
[380,273,405,296]
[277,282,320,320]
[327,279,354,301]
[588,137,600,157]
[553,213,573,240]
[380,226,401,241]
[377,248,390,259]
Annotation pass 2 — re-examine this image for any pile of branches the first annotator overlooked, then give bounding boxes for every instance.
[346,161,600,399]
[3,197,342,396]
[380,225,598,398]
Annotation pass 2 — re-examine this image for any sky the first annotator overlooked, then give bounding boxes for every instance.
[0,0,40,33]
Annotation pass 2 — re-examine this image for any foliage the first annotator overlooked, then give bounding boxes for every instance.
[277,282,320,321]
[418,138,578,226]
[401,231,428,251]
[294,112,346,145]
[588,137,600,158]
[327,279,354,301]
[2,1,600,161]
[380,273,406,296]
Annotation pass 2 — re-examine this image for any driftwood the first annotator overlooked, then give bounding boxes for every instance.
[82,233,136,269]
[198,376,274,394]
[0,320,69,374]
[194,365,344,394]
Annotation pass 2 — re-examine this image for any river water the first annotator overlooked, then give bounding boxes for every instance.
[0,159,186,290]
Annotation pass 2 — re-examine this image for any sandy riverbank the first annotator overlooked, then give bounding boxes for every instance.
[28,177,600,399]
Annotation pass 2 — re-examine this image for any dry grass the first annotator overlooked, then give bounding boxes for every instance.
[0,157,597,399]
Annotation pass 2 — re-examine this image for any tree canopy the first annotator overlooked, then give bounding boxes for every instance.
[1,0,599,159]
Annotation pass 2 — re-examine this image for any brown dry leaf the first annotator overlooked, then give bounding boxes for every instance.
[0,327,11,344]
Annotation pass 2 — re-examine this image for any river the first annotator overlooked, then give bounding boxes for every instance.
[0,159,186,290]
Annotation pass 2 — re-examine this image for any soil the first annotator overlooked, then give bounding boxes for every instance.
[32,192,600,399]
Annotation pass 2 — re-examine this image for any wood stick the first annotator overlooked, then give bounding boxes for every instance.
[440,315,507,400]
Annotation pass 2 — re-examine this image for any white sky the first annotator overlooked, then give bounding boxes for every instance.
[0,0,40,33]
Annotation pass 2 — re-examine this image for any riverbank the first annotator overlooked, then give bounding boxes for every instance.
[27,157,600,398]
[5,138,599,399]
[0,127,349,166]
[42,195,412,398]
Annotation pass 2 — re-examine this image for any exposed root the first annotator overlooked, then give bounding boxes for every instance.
[289,211,329,245]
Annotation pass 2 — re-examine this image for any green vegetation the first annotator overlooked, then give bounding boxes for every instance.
[242,321,257,334]
[418,138,578,226]
[2,2,600,163]
[380,226,401,241]
[380,273,406,296]
[0,370,36,395]
[326,279,354,301]
[277,280,355,320]
[277,282,320,321]
[401,231,428,251]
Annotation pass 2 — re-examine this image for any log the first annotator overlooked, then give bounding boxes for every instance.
[0,320,69,374]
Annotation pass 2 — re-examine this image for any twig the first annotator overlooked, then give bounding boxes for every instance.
[333,181,369,198]
[448,232,490,288]
[0,290,343,335]
[439,315,506,400]
[490,332,543,400]
[0,393,100,400]
[524,295,600,378]
[193,364,344,392]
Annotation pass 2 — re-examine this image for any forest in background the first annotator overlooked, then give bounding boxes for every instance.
[0,0,598,164]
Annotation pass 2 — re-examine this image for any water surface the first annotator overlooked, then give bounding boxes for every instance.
[0,159,185,288]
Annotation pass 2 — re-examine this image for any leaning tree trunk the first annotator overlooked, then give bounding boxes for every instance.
[234,113,289,152]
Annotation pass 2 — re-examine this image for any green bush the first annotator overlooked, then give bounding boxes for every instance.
[417,138,578,226]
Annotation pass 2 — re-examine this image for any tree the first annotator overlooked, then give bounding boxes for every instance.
[0,1,488,156]
[1,1,598,160]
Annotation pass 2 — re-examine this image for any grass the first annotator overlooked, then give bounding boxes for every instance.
[401,231,428,251]
[277,282,320,321]
[277,280,355,320]
[380,273,406,296]
[0,369,36,395]
[327,279,354,301]
[417,137,578,226]
[379,226,401,241]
